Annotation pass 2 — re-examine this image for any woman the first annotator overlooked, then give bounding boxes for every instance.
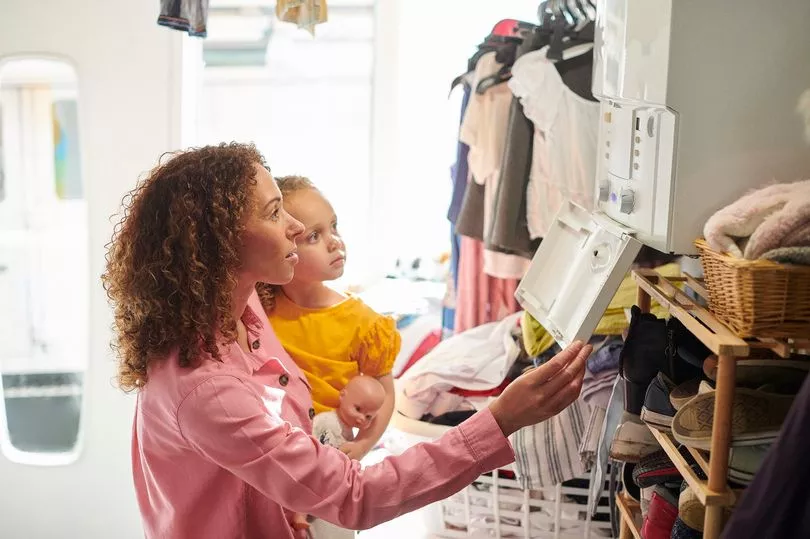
[103,143,591,538]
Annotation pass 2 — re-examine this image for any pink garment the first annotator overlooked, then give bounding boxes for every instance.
[133,290,514,538]
[703,179,810,258]
[745,185,810,259]
[454,236,520,334]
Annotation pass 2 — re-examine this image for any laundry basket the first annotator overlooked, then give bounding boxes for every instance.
[390,413,615,539]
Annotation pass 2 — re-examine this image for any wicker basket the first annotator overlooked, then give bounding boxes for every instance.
[695,239,810,338]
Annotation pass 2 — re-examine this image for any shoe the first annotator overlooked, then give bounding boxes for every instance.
[671,516,702,539]
[667,316,711,381]
[621,306,669,415]
[672,388,794,450]
[641,485,678,539]
[610,412,659,462]
[677,484,704,532]
[633,449,681,489]
[640,485,654,520]
[670,379,713,411]
[677,483,738,533]
[642,373,678,431]
[623,462,640,502]
[728,443,772,485]
[703,358,810,394]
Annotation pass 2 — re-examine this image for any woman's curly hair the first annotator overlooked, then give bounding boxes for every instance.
[102,143,266,391]
[255,174,316,314]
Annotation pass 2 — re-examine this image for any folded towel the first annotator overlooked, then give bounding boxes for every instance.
[704,180,810,257]
[745,186,810,259]
[761,246,810,266]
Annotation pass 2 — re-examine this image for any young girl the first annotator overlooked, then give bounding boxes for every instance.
[257,175,400,460]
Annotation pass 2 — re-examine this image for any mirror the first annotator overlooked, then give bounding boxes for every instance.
[0,57,87,465]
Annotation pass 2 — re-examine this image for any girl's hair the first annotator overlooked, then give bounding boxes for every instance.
[102,142,265,391]
[255,174,317,314]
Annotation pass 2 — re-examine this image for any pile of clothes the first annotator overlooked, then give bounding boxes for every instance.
[704,179,810,264]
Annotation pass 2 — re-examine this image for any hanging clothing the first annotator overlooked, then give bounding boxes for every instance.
[276,0,328,36]
[454,177,487,241]
[579,406,607,471]
[459,51,531,279]
[448,85,472,225]
[509,45,600,239]
[487,36,544,259]
[444,85,471,338]
[158,0,209,37]
[454,236,520,334]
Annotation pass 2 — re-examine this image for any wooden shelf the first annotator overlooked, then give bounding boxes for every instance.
[647,427,735,506]
[633,269,808,358]
[616,492,642,539]
[625,269,809,538]
[632,270,749,357]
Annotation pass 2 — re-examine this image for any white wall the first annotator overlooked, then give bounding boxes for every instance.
[0,0,185,536]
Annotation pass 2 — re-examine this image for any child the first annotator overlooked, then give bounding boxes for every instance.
[291,375,387,535]
[257,175,400,462]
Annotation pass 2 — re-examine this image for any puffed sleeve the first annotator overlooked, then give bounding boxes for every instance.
[350,315,401,378]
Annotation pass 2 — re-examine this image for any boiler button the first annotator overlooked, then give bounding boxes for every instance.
[647,117,656,137]
[620,189,636,214]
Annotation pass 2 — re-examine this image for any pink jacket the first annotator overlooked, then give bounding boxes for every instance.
[132,291,515,538]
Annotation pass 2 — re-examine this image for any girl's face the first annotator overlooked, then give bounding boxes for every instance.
[283,188,347,283]
[237,165,305,285]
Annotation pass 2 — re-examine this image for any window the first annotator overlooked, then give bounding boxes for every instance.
[199,0,375,286]
[0,57,87,465]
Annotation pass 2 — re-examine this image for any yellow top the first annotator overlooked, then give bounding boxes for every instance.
[269,292,401,414]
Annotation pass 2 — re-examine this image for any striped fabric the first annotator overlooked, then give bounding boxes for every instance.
[509,398,590,488]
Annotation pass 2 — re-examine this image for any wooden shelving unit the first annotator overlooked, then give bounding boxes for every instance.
[625,269,804,539]
[616,492,642,539]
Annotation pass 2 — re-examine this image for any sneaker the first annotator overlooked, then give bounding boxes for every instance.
[670,379,713,411]
[641,485,678,539]
[672,388,794,450]
[642,373,678,431]
[728,443,772,485]
[677,484,704,532]
[633,449,681,489]
[677,483,738,533]
[671,516,702,539]
[610,412,659,462]
[703,358,810,394]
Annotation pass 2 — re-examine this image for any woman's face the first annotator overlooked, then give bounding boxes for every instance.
[238,165,305,285]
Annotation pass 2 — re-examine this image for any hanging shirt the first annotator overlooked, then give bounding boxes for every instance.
[509,46,600,239]
[460,52,531,279]
[268,291,400,414]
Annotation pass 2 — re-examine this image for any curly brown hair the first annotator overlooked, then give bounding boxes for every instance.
[255,175,317,314]
[102,143,266,391]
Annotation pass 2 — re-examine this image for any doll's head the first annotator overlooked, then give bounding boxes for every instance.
[336,375,386,431]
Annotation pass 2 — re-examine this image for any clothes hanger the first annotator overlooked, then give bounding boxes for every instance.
[450,19,531,95]
[577,0,597,21]
[566,0,588,26]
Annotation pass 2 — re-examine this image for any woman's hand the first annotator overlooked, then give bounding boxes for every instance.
[489,341,591,437]
[339,440,372,461]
